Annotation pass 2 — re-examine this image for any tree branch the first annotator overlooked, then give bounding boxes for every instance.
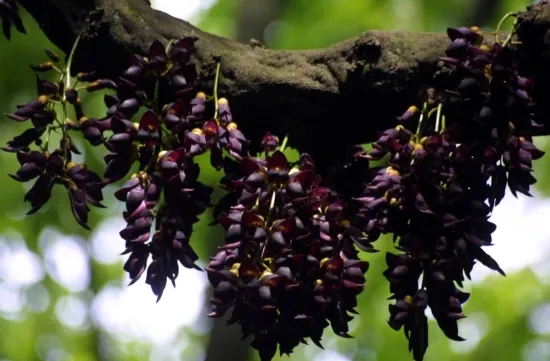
[16,0,550,169]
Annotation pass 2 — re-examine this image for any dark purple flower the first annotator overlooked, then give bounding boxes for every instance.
[261,132,279,152]
[0,0,26,40]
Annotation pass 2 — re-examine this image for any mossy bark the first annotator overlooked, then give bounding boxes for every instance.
[16,0,550,169]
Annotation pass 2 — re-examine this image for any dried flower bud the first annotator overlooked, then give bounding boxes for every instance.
[30,62,54,72]
[86,79,117,92]
[44,48,60,63]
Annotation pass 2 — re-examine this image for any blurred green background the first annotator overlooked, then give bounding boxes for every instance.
[2,0,550,361]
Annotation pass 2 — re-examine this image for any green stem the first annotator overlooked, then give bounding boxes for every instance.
[64,35,81,98]
[43,124,63,150]
[427,107,438,121]
[213,61,221,119]
[434,103,443,133]
[52,65,64,74]
[415,103,427,138]
[279,135,289,152]
[260,134,289,260]
[268,135,288,224]
[147,78,164,173]
[266,191,277,225]
[153,77,160,114]
[260,191,277,260]
[495,12,516,44]
[61,35,81,165]
[42,127,53,151]
[165,39,176,57]
[478,30,497,35]
[502,19,518,48]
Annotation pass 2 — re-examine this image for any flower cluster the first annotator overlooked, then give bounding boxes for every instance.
[353,106,491,360]
[441,25,543,203]
[89,39,251,299]
[3,48,106,229]
[3,13,548,361]
[2,37,249,301]
[350,24,545,361]
[207,150,371,360]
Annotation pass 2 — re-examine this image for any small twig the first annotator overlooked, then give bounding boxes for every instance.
[64,35,81,98]
[415,102,427,138]
[259,134,289,260]
[153,77,160,114]
[495,12,517,44]
[213,61,221,120]
[61,34,81,165]
[279,134,289,152]
[435,103,443,133]
[52,65,64,74]
[502,18,518,48]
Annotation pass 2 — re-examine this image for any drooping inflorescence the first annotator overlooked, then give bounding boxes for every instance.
[1,4,547,361]
[208,148,371,359]
[350,22,545,360]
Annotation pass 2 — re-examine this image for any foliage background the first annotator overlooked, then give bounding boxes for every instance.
[1,0,550,360]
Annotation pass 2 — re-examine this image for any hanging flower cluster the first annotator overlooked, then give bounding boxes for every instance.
[350,22,545,360]
[207,148,371,359]
[2,5,547,361]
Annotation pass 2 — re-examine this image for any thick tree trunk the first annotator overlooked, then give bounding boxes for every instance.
[16,0,550,169]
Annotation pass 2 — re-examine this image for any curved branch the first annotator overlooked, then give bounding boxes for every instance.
[16,0,550,169]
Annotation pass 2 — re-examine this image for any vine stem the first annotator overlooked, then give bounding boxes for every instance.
[153,77,160,114]
[434,103,443,133]
[64,35,81,100]
[495,12,516,44]
[279,134,289,152]
[147,77,163,174]
[502,19,518,48]
[43,125,62,150]
[213,61,221,120]
[415,102,427,139]
[42,127,53,151]
[61,34,81,165]
[259,134,289,261]
[52,65,64,74]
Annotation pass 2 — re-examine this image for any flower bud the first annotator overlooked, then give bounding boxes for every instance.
[261,132,279,152]
[30,62,54,72]
[44,48,60,63]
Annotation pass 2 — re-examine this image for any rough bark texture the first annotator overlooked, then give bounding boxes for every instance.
[16,0,550,169]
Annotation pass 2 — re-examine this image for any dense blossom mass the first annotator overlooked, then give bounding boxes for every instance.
[208,151,371,359]
[1,3,547,361]
[349,23,544,359]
